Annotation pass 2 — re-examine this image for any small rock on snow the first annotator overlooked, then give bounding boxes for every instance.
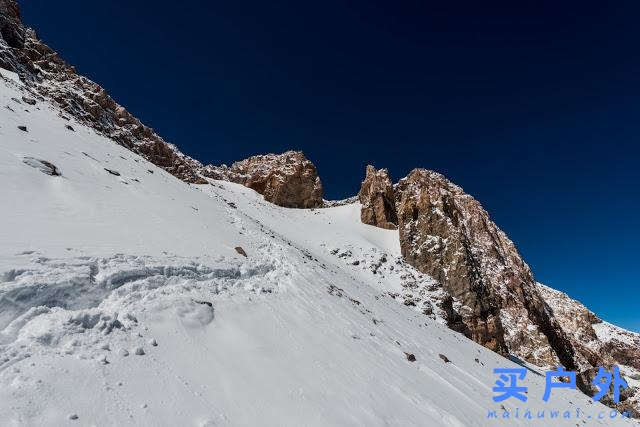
[22,157,62,176]
[68,413,78,420]
[21,96,36,105]
[17,125,27,132]
[149,338,158,347]
[405,352,416,362]
[439,353,451,363]
[234,246,248,257]
[135,347,145,356]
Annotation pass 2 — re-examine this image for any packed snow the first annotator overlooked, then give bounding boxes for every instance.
[0,68,634,425]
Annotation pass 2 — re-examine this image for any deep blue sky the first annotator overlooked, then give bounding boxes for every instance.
[21,1,638,331]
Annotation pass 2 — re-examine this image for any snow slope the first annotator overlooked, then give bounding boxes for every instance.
[0,69,633,426]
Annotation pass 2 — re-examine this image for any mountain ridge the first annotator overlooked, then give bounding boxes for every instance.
[1,0,638,422]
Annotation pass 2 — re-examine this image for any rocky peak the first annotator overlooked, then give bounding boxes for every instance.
[394,169,585,373]
[357,165,397,229]
[203,151,323,208]
[352,165,639,414]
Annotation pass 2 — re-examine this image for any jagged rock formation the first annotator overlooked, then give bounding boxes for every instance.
[356,166,638,414]
[357,165,397,229]
[394,169,579,372]
[0,0,206,183]
[202,151,323,208]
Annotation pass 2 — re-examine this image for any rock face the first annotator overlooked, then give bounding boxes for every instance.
[0,1,22,52]
[380,167,638,414]
[0,1,206,184]
[357,165,397,229]
[395,169,579,372]
[203,151,323,208]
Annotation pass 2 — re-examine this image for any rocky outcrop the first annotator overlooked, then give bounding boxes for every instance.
[394,169,579,371]
[386,168,638,414]
[0,1,22,53]
[0,1,207,184]
[202,151,323,208]
[357,165,397,229]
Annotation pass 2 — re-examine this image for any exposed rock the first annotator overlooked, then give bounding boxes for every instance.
[203,151,323,208]
[17,125,26,131]
[0,1,23,52]
[323,195,358,208]
[20,94,34,104]
[404,352,416,362]
[234,246,248,257]
[357,165,397,229]
[395,169,578,371]
[439,354,451,363]
[393,168,640,414]
[22,156,61,176]
[104,168,120,176]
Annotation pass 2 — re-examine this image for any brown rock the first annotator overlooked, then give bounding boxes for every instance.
[393,168,640,415]
[0,0,23,51]
[234,246,248,257]
[203,151,323,208]
[357,165,397,229]
[404,352,416,362]
[395,169,577,371]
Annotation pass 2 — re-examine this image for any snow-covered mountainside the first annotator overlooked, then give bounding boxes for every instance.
[1,68,635,426]
[2,0,639,424]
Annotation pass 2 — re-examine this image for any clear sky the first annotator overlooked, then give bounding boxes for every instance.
[20,1,639,331]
